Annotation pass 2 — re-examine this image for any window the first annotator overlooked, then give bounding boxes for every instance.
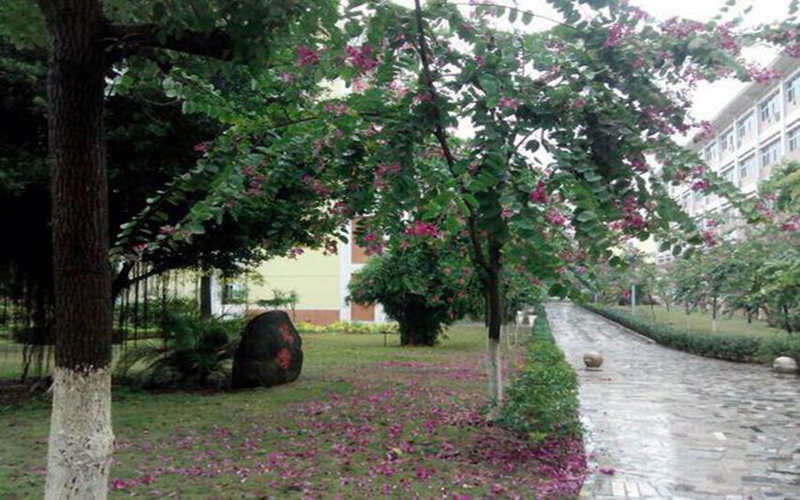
[739,154,756,181]
[760,140,781,167]
[703,143,717,164]
[789,126,800,152]
[720,129,735,155]
[721,165,735,185]
[787,72,800,105]
[759,92,781,125]
[737,112,755,145]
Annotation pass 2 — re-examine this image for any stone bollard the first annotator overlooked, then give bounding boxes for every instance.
[583,351,603,370]
[773,356,798,374]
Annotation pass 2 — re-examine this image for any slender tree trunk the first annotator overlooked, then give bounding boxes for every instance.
[711,296,718,334]
[485,242,503,404]
[38,1,114,498]
[200,273,213,319]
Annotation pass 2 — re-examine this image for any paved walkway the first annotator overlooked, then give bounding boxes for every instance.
[547,302,800,500]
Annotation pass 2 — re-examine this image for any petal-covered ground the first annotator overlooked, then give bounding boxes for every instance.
[0,324,586,499]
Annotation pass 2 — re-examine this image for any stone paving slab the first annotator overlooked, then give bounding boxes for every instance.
[546,303,800,500]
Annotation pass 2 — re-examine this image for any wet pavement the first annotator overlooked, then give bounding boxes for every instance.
[546,302,800,500]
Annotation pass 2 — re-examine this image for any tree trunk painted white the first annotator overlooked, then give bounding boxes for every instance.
[45,367,114,500]
[487,336,503,403]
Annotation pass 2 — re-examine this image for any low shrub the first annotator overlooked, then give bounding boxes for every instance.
[295,321,398,335]
[496,306,582,441]
[580,304,800,365]
[115,312,242,389]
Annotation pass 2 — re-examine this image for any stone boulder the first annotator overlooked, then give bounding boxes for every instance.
[232,311,303,389]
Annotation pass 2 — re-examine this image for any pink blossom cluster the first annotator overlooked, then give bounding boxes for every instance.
[716,23,740,55]
[498,97,519,110]
[702,231,716,246]
[242,165,266,196]
[697,120,715,140]
[301,174,331,197]
[193,141,209,153]
[629,159,648,173]
[287,247,304,259]
[404,220,440,238]
[345,44,378,73]
[620,196,647,230]
[374,161,401,187]
[324,102,349,117]
[660,18,704,39]
[158,225,177,236]
[746,64,781,84]
[691,179,708,192]
[604,22,634,49]
[529,180,549,204]
[295,45,319,66]
[545,209,569,227]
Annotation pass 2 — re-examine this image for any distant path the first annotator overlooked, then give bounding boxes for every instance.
[547,302,800,500]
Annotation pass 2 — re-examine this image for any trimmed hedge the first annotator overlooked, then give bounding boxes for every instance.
[581,304,800,365]
[496,306,582,440]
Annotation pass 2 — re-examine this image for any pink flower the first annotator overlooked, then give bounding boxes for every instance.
[110,478,127,490]
[501,208,512,219]
[279,72,294,83]
[571,98,586,110]
[287,248,304,259]
[295,45,319,66]
[345,44,378,73]
[629,159,647,173]
[545,209,569,227]
[691,180,708,192]
[158,225,177,236]
[529,180,549,204]
[193,142,209,153]
[498,97,518,110]
[404,220,440,238]
[746,63,780,84]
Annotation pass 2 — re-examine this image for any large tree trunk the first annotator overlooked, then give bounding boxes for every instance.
[39,1,115,498]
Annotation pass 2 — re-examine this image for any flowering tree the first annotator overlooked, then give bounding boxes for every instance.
[11,1,340,497]
[301,0,800,401]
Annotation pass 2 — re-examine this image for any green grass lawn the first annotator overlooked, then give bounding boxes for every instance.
[606,305,790,340]
[0,325,584,499]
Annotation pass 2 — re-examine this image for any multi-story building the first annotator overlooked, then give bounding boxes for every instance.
[657,55,800,264]
[208,221,389,324]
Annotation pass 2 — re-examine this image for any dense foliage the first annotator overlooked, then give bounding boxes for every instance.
[496,306,581,439]
[348,242,480,345]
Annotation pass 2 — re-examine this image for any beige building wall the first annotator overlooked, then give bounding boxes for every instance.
[249,249,340,310]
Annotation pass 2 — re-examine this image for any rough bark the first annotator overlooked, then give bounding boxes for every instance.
[38,0,114,497]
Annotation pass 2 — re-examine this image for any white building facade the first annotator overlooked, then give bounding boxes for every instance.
[657,56,800,264]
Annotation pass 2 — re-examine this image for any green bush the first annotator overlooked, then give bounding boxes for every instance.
[115,311,242,389]
[347,242,481,346]
[295,320,398,335]
[496,306,582,440]
[580,304,800,365]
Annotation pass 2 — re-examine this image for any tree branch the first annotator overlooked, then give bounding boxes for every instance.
[103,24,233,62]
[413,0,492,277]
